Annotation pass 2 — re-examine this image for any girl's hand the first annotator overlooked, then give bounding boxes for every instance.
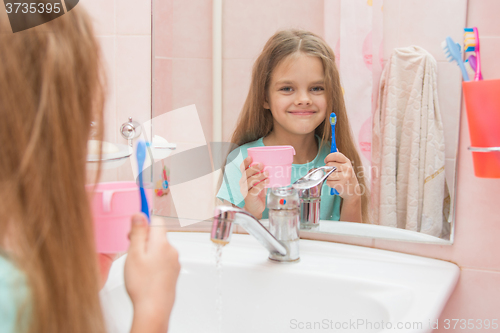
[324,152,361,200]
[240,156,270,219]
[324,152,362,222]
[124,213,180,333]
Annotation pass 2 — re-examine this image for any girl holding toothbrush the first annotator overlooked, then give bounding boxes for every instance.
[217,29,368,223]
[0,4,179,333]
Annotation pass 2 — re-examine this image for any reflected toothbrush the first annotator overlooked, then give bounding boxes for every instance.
[329,113,339,196]
[441,36,469,81]
[136,140,150,222]
[465,55,483,80]
[464,27,482,81]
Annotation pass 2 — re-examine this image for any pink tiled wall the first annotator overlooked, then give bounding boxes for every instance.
[153,0,213,142]
[82,0,151,182]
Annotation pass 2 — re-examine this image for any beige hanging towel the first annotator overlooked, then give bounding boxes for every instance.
[371,46,450,238]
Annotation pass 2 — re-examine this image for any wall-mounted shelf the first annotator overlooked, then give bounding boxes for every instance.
[468,147,500,152]
[87,143,132,162]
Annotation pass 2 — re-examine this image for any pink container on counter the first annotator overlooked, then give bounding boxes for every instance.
[247,146,296,188]
[88,181,152,253]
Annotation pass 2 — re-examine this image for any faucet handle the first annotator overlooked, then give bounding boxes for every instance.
[292,166,336,190]
[267,185,299,210]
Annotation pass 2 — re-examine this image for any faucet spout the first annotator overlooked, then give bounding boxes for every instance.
[211,206,287,257]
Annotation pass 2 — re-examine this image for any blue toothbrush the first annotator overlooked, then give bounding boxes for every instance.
[136,140,150,222]
[441,36,469,82]
[329,113,339,196]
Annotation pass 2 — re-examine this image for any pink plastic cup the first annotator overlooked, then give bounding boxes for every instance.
[87,181,152,253]
[247,146,296,188]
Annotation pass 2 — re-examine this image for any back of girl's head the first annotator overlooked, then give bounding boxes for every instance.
[0,4,106,333]
[230,29,370,222]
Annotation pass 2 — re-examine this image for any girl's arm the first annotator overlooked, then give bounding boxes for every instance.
[340,195,362,222]
[98,253,115,289]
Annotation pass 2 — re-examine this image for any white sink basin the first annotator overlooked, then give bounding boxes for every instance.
[100,232,459,333]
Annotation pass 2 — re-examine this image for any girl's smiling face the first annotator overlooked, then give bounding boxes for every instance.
[264,53,328,138]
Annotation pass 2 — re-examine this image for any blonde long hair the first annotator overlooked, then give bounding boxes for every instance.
[0,4,107,333]
[229,29,369,222]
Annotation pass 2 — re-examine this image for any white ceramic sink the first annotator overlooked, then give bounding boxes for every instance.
[100,232,459,333]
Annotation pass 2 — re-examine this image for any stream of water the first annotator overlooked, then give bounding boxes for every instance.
[214,243,224,333]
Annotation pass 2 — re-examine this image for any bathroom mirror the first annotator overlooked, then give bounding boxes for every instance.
[150,0,467,244]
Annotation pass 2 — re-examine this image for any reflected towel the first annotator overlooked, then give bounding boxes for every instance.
[372,46,450,238]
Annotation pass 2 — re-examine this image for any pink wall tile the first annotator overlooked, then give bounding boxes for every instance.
[153,0,173,58]
[116,36,152,144]
[399,0,466,62]
[223,0,324,59]
[466,0,500,37]
[383,0,466,62]
[171,58,212,142]
[153,58,173,118]
[153,190,175,217]
[116,0,151,35]
[449,108,500,271]
[222,58,254,141]
[171,0,212,59]
[436,269,500,332]
[90,166,118,182]
[480,37,500,81]
[96,36,117,143]
[117,158,136,182]
[80,0,115,36]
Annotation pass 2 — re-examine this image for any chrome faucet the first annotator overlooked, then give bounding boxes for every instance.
[292,166,336,229]
[211,201,300,262]
[211,168,335,261]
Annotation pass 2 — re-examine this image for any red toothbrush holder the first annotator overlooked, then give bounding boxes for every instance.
[462,79,500,178]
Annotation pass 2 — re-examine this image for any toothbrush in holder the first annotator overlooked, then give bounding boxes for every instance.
[329,113,339,196]
[464,27,482,81]
[442,36,469,82]
[136,140,150,222]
